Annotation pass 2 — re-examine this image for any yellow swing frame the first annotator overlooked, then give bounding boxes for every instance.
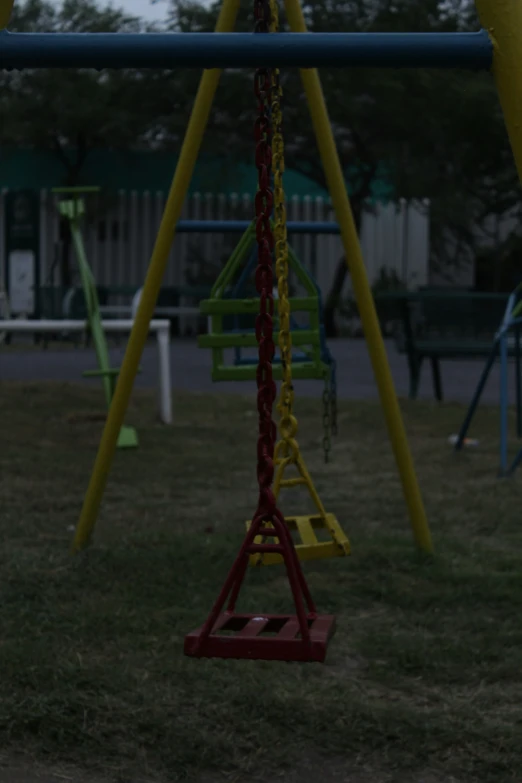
[69,0,441,555]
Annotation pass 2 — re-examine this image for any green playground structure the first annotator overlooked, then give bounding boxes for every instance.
[53,187,139,449]
[198,221,334,382]
[197,220,338,462]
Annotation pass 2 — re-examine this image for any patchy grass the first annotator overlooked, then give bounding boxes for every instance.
[0,381,521,783]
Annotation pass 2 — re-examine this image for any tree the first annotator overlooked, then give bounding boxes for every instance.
[3,0,519,304]
[1,0,193,283]
[161,0,519,330]
[2,1,156,179]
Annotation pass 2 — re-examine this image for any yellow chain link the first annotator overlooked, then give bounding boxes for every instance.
[270,0,298,445]
[248,0,349,565]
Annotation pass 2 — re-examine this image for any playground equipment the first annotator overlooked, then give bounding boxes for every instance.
[0,28,494,70]
[199,220,339,463]
[455,284,522,476]
[187,0,338,659]
[53,187,139,448]
[197,50,347,566]
[10,0,522,660]
[250,12,347,568]
[235,246,339,467]
[176,220,343,234]
[200,227,331,379]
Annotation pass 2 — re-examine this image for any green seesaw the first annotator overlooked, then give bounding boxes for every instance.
[53,187,139,449]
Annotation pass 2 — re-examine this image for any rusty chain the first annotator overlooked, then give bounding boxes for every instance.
[252,0,278,520]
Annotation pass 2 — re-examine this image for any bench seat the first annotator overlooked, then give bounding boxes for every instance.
[374,291,520,400]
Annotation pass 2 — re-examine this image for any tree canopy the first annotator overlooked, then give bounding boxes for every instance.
[2,0,521,305]
[1,0,199,181]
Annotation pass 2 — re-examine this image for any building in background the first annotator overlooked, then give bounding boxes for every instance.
[1,148,430,332]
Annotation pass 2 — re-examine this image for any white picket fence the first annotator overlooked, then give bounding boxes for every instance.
[0,189,430,332]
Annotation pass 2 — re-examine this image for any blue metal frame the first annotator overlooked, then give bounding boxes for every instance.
[0,30,493,71]
[211,218,335,378]
[176,221,339,235]
[454,338,499,451]
[455,286,522,477]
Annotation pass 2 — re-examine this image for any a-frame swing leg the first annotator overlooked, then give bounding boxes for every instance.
[73,0,242,552]
[284,0,433,554]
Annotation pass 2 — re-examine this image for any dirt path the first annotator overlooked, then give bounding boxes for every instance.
[0,337,514,404]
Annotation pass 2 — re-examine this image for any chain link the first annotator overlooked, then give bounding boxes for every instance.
[330,359,338,437]
[322,359,339,463]
[252,0,278,520]
[270,0,298,456]
[254,0,271,32]
[322,382,331,464]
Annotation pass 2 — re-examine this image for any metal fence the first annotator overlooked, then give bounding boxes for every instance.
[1,188,430,331]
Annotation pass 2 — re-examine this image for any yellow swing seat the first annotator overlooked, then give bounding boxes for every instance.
[246,429,350,566]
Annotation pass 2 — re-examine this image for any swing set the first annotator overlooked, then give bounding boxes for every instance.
[7,0,521,663]
[199,219,339,463]
[199,222,333,381]
[455,283,522,476]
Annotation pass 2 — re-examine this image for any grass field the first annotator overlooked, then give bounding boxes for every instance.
[1,381,521,783]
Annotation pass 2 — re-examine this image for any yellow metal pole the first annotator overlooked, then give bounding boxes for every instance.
[283,0,433,552]
[72,0,242,553]
[0,0,15,28]
[474,1,522,184]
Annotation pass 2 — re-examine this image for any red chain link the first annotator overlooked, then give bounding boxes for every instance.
[185,3,319,654]
[253,0,277,521]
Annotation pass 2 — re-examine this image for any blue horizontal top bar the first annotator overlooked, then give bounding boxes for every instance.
[176,220,340,234]
[0,30,493,71]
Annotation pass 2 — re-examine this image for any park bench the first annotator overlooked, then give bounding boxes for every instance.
[374,289,516,400]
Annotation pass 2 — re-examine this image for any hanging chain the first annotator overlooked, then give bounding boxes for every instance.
[252,0,278,519]
[254,0,271,32]
[270,0,297,454]
[322,380,331,464]
[331,359,338,437]
[322,359,339,463]
[322,352,341,462]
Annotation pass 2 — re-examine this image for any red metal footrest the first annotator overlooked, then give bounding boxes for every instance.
[184,506,336,663]
[184,611,336,662]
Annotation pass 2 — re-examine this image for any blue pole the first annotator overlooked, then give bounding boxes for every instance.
[175,220,342,234]
[0,30,493,71]
[455,338,498,450]
[499,329,509,477]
